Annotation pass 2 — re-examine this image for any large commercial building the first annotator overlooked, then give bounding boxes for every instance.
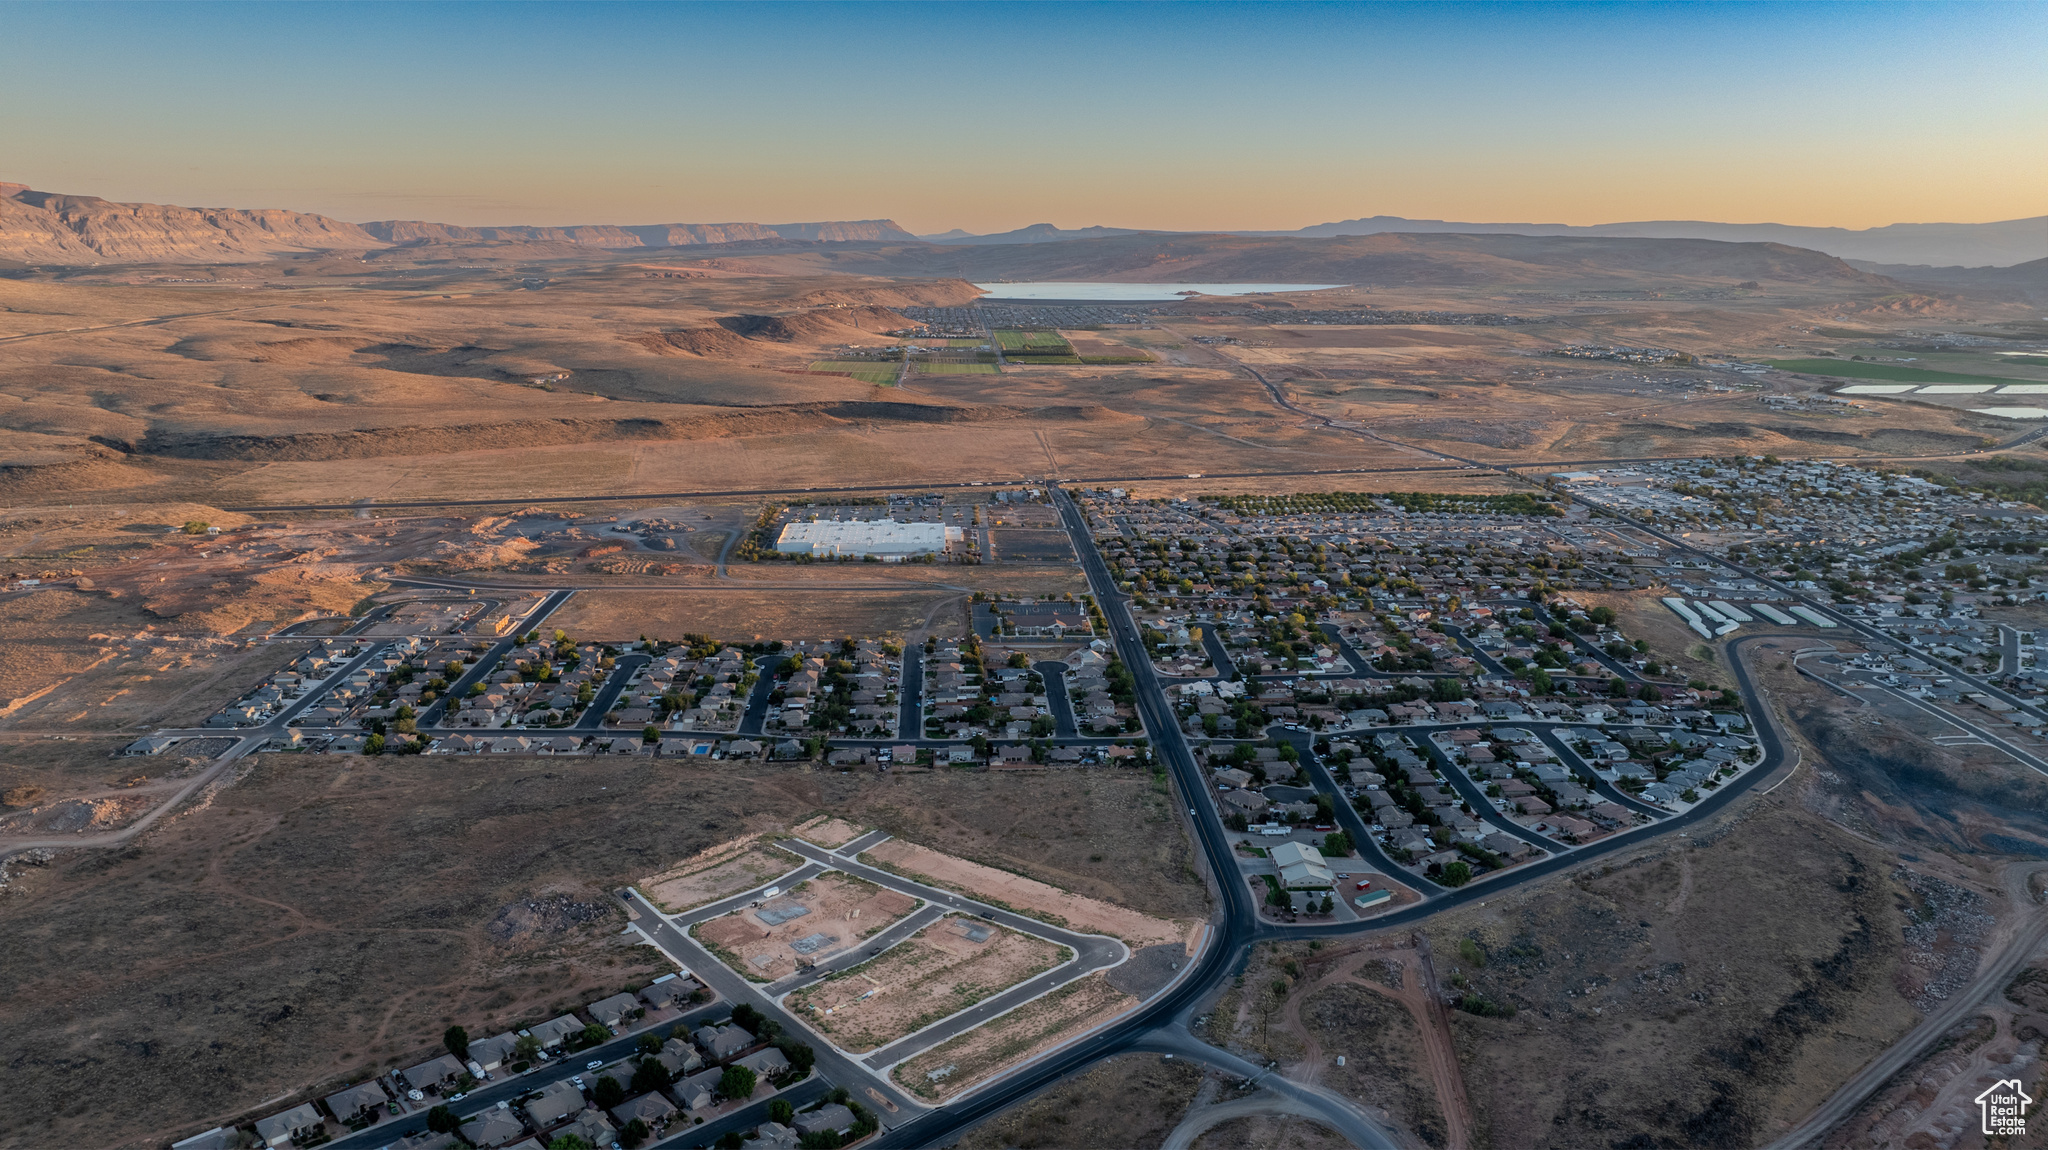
[775,518,963,560]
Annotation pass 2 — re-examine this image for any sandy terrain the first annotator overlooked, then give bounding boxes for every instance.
[0,754,813,1150]
[789,915,1066,1053]
[892,971,1136,1100]
[862,838,1190,948]
[641,840,804,914]
[792,815,863,848]
[694,872,918,982]
[948,1052,1204,1150]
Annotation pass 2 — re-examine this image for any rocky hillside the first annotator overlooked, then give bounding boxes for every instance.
[359,218,916,248]
[0,183,385,264]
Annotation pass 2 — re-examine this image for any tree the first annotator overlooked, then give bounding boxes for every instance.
[769,1099,795,1125]
[1322,831,1352,857]
[181,520,209,535]
[630,1057,670,1096]
[1528,668,1553,695]
[514,1034,541,1061]
[443,1025,469,1059]
[729,1003,765,1033]
[1319,894,1334,914]
[717,1133,744,1150]
[580,1021,610,1048]
[1609,677,1631,699]
[426,1106,461,1134]
[719,1064,758,1100]
[1441,861,1474,887]
[363,733,385,755]
[592,1074,625,1109]
[548,1138,595,1150]
[621,1119,651,1148]
[1007,651,1030,668]
[636,1032,663,1056]
[643,724,660,743]
[772,1035,816,1073]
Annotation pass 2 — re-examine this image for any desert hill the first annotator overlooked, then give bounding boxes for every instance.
[1850,256,2048,304]
[927,213,2047,268]
[0,183,384,264]
[362,218,916,248]
[848,231,1892,289]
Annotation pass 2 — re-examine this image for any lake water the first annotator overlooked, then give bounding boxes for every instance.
[973,281,1346,301]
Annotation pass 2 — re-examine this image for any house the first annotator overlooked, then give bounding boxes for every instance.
[555,1110,617,1148]
[1481,832,1536,861]
[172,1130,233,1150]
[404,1053,467,1091]
[793,1103,858,1138]
[459,1108,526,1149]
[524,1079,585,1129]
[323,1081,390,1124]
[612,1092,678,1128]
[638,974,701,1011]
[587,991,641,1029]
[736,1046,791,1079]
[468,1032,520,1072]
[670,1066,723,1111]
[255,1103,323,1148]
[1221,789,1268,814]
[993,745,1034,767]
[754,1121,801,1149]
[693,1022,753,1061]
[123,736,178,756]
[392,1134,462,1150]
[653,1037,703,1078]
[1271,841,1334,889]
[528,1014,584,1050]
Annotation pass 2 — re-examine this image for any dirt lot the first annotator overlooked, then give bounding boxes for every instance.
[817,769,1211,924]
[0,755,816,1150]
[1191,1114,1352,1150]
[790,914,1066,1053]
[863,838,1190,948]
[792,815,862,848]
[893,971,1136,1101]
[694,872,918,983]
[549,587,971,644]
[641,840,805,914]
[946,1052,1203,1150]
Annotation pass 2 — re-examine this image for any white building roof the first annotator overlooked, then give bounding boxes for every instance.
[1270,840,1334,888]
[775,519,961,557]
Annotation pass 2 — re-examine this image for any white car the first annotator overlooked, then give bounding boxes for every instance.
[586,1059,604,1070]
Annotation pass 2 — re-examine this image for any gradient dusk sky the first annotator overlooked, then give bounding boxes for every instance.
[3,1,2040,233]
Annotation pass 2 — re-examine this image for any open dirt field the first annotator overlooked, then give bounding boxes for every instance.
[1191,1114,1352,1150]
[0,754,817,1150]
[792,815,863,848]
[789,914,1067,1053]
[863,838,1190,948]
[693,872,918,982]
[549,588,972,644]
[817,770,1211,924]
[892,971,1135,1099]
[641,840,805,914]
[946,1052,1204,1150]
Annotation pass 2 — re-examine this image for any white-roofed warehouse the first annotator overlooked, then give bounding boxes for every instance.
[776,518,963,560]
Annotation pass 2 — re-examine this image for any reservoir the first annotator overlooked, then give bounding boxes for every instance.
[974,281,1346,301]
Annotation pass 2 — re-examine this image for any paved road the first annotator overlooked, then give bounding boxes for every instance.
[1762,863,2048,1149]
[896,651,923,740]
[621,872,922,1121]
[322,1004,729,1150]
[1200,627,1238,679]
[1285,730,1442,894]
[417,590,575,727]
[573,653,651,730]
[1439,623,1510,677]
[739,655,787,737]
[1034,661,1079,739]
[1412,737,1566,853]
[1535,728,1671,819]
[768,839,1130,1071]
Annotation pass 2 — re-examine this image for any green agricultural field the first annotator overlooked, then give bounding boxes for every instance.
[915,362,1000,374]
[944,338,988,348]
[994,330,1073,352]
[810,361,901,383]
[1769,359,2033,386]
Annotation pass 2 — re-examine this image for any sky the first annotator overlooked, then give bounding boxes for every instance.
[1,1,2042,234]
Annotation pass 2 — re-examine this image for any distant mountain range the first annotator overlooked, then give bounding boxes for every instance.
[920,215,2048,268]
[0,178,2036,272]
[0,181,916,263]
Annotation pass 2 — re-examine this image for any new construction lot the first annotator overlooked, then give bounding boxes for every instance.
[787,915,1071,1054]
[692,872,920,981]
